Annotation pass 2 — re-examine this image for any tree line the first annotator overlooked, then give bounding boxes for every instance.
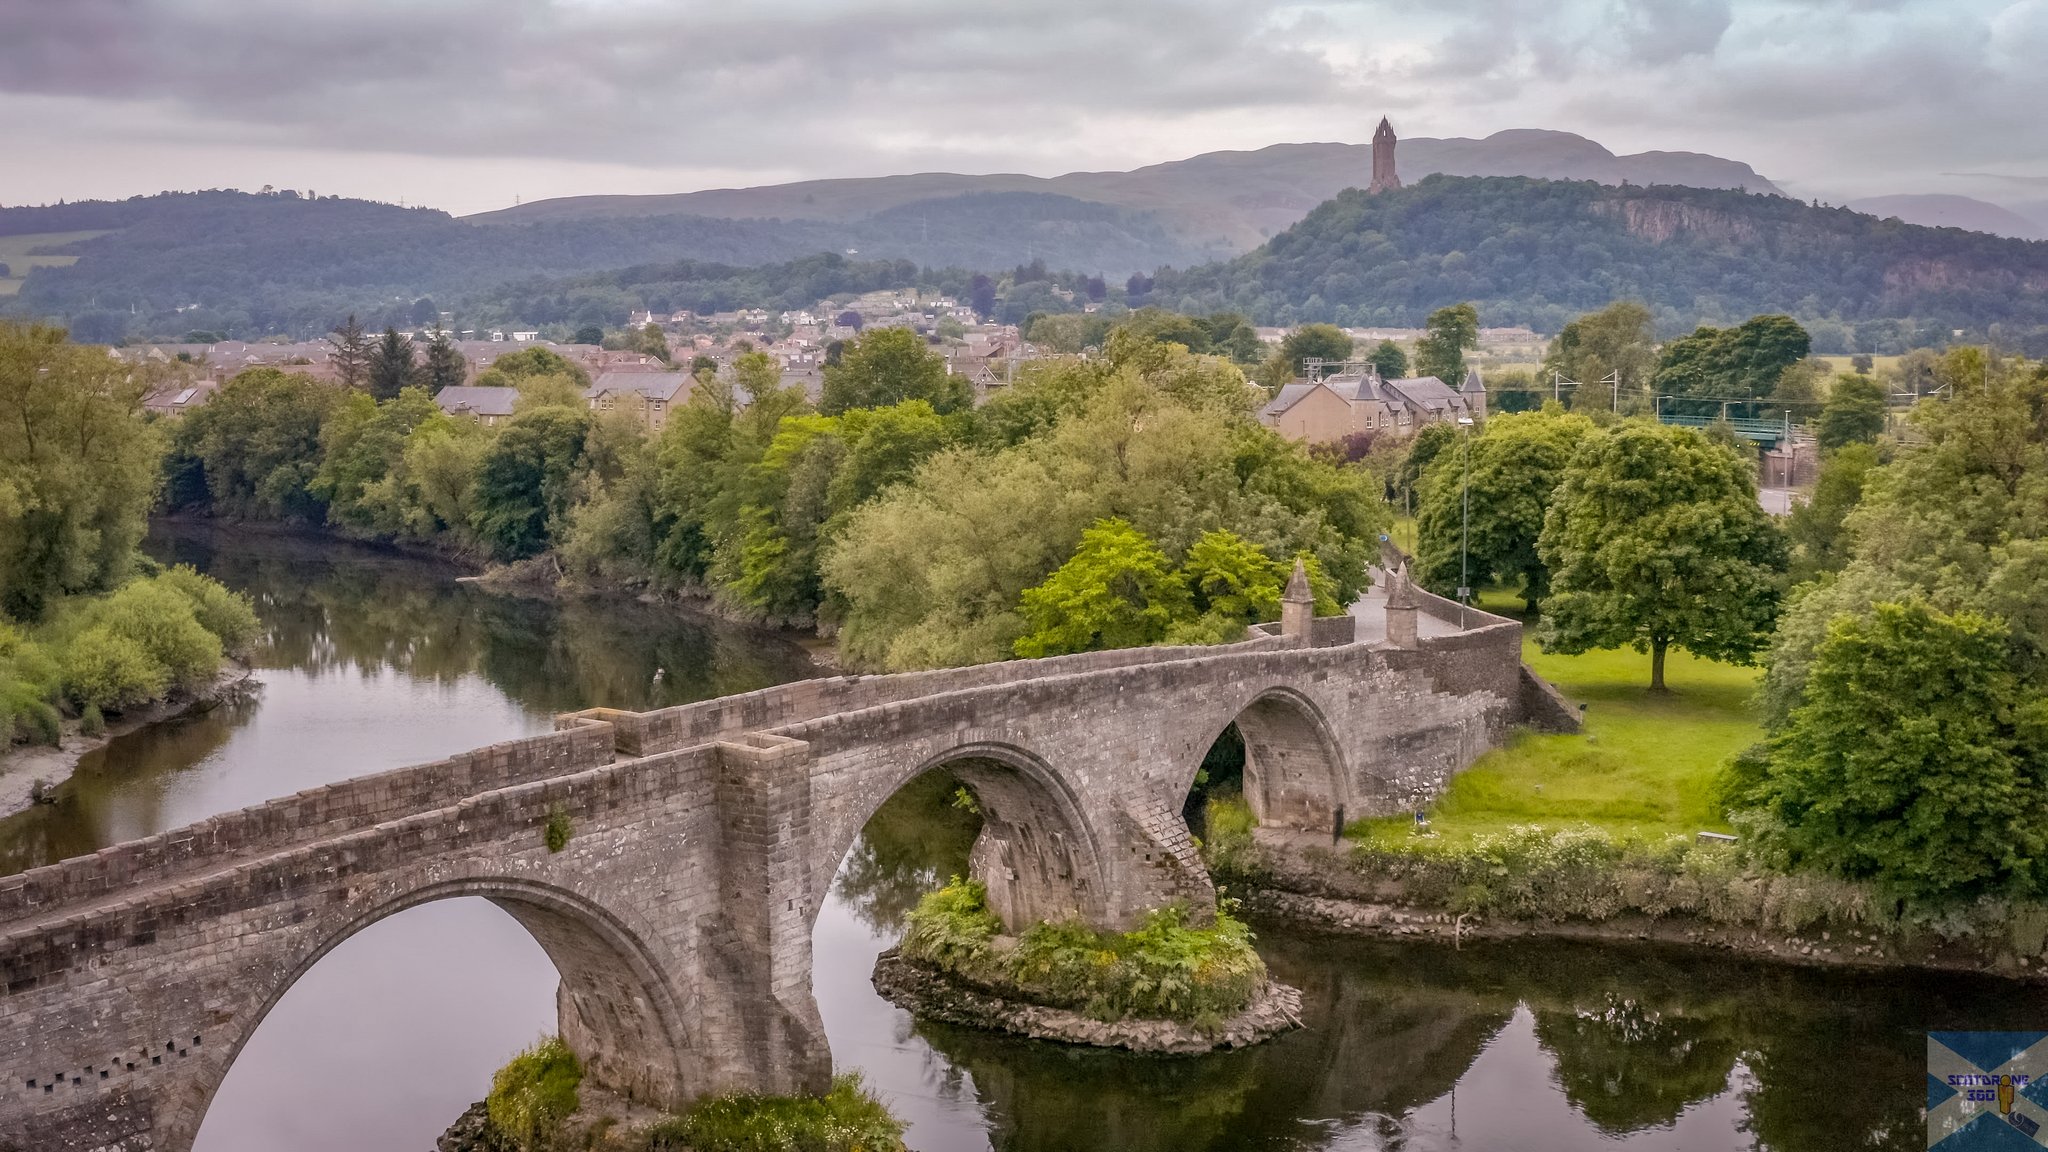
[160,321,1383,672]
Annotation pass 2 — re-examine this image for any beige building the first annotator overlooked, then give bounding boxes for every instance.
[1261,365,1487,443]
[585,371,691,432]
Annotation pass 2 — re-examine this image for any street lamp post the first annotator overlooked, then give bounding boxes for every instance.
[1457,414,1475,630]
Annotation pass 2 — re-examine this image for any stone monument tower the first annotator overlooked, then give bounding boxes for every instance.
[1368,116,1401,193]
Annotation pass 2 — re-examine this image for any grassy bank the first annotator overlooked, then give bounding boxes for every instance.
[1355,591,1762,846]
[900,878,1265,1027]
[475,1036,904,1152]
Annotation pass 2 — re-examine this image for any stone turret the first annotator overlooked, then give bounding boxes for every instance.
[1461,366,1487,420]
[1368,116,1401,193]
[1385,562,1420,650]
[1280,558,1315,641]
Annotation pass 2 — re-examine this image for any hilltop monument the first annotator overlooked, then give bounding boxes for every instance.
[1369,116,1401,193]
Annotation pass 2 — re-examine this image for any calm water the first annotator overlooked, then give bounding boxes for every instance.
[2,524,2037,1152]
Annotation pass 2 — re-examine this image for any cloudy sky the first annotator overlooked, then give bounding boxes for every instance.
[3,0,2045,215]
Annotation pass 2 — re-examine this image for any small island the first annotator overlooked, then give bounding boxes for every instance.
[872,878,1301,1054]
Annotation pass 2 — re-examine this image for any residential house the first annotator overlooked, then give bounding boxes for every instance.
[433,385,518,427]
[1260,364,1487,443]
[141,381,220,418]
[584,372,690,432]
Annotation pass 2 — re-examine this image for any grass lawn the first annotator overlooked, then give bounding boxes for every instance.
[0,231,108,296]
[1355,588,1765,847]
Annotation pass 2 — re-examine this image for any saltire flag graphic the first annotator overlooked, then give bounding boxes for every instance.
[1930,1032,2048,1149]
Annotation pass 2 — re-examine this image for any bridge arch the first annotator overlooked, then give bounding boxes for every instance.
[821,740,1113,934]
[1203,686,1353,833]
[177,876,692,1152]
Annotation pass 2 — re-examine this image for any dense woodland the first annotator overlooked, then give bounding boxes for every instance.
[1148,176,2048,351]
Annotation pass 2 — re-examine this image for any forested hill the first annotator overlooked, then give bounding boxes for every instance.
[1,189,1209,342]
[1146,175,2048,340]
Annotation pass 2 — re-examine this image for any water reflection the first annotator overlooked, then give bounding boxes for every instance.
[2,523,2034,1152]
[0,524,818,876]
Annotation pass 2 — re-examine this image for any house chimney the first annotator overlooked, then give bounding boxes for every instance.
[1385,562,1420,649]
[1281,558,1315,641]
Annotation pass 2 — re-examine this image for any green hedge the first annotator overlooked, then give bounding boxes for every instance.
[901,878,1266,1025]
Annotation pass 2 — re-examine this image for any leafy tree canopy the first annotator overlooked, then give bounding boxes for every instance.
[820,326,968,415]
[1738,601,2048,901]
[1537,423,1786,688]
[1416,408,1595,612]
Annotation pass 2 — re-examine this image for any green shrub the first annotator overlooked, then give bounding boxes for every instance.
[900,876,1002,967]
[79,702,104,737]
[543,804,573,853]
[486,1035,582,1152]
[63,627,169,712]
[154,565,261,654]
[901,880,1267,1023]
[642,1072,905,1152]
[1200,793,1260,881]
[0,622,61,743]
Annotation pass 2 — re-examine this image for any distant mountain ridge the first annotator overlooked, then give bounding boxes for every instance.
[1845,194,2048,241]
[474,129,1782,252]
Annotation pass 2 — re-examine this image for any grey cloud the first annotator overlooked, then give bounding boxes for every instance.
[0,0,1349,172]
[1615,0,1732,63]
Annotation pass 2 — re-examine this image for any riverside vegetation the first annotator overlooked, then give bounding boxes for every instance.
[0,323,259,761]
[154,322,1384,670]
[1234,343,2048,969]
[463,1035,904,1152]
[897,878,1267,1030]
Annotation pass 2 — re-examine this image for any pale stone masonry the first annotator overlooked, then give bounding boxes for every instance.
[0,599,1560,1151]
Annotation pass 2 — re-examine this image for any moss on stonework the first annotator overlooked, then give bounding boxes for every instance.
[900,877,1267,1026]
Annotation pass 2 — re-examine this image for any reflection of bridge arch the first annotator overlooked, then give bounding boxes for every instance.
[176,877,691,1152]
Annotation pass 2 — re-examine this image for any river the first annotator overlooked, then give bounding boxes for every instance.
[1,524,2037,1152]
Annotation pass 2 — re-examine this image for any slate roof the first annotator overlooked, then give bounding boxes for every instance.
[432,386,517,418]
[1261,382,1321,418]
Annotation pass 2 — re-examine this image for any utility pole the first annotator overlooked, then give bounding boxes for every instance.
[1457,414,1475,629]
[1604,369,1621,413]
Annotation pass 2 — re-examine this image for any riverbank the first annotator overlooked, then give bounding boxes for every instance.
[0,658,253,819]
[1221,824,2048,981]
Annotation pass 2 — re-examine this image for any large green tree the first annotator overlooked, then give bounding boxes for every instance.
[367,327,418,401]
[327,314,369,391]
[1652,315,1810,405]
[1741,601,2048,900]
[175,367,339,522]
[1013,518,1190,657]
[1412,302,1480,384]
[0,323,162,619]
[1814,372,1887,450]
[1542,301,1656,414]
[1416,409,1594,612]
[1279,324,1353,377]
[820,326,967,415]
[470,406,591,560]
[1537,423,1786,689]
[1366,338,1408,380]
[421,325,466,393]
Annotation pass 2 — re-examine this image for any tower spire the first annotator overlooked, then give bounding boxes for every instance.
[1369,116,1401,194]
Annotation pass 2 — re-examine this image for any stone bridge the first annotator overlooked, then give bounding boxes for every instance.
[0,576,1571,1151]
